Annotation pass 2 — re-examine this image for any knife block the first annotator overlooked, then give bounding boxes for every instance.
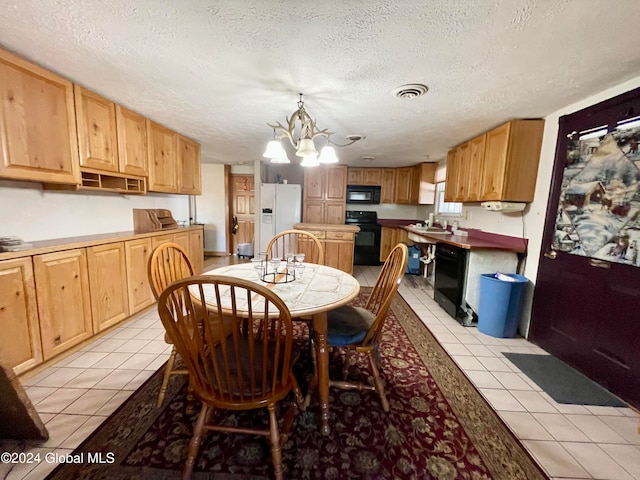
[133,209,178,232]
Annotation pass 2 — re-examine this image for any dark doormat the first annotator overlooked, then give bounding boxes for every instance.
[503,353,627,407]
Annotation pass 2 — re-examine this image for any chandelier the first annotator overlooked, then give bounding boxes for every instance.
[263,93,363,166]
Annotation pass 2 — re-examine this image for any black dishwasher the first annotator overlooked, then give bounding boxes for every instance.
[434,243,469,323]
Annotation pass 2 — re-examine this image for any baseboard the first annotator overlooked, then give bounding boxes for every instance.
[204,251,229,257]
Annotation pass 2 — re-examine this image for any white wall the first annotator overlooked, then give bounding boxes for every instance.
[0,179,188,242]
[194,164,227,253]
[353,203,430,220]
[454,74,640,334]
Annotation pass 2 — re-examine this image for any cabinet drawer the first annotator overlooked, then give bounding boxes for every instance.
[326,231,353,241]
[303,230,326,239]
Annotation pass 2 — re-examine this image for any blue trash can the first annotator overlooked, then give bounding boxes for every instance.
[478,273,528,338]
[406,244,421,274]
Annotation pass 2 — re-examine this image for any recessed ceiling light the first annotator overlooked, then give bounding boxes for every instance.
[362,156,376,162]
[392,84,429,99]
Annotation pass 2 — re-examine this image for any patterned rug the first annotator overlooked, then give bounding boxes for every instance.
[47,289,548,480]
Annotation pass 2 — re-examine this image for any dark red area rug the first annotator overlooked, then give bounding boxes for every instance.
[46,289,547,479]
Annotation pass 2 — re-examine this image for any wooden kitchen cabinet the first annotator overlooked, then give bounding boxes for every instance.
[0,48,80,185]
[74,86,119,173]
[467,135,486,201]
[381,169,396,203]
[116,105,148,177]
[324,231,355,274]
[415,163,437,204]
[173,230,191,257]
[303,165,347,224]
[454,142,471,201]
[444,148,460,202]
[178,135,201,195]
[347,168,364,185]
[87,242,129,333]
[481,119,544,202]
[347,168,381,186]
[0,257,43,375]
[147,120,178,193]
[34,249,93,360]
[124,238,154,315]
[380,227,395,262]
[189,229,204,274]
[394,167,414,204]
[151,233,175,251]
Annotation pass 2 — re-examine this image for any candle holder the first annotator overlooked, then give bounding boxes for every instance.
[261,259,296,284]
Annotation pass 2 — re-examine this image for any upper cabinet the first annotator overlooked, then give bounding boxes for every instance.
[147,120,178,193]
[347,167,381,186]
[74,86,119,172]
[380,169,396,203]
[0,48,80,184]
[303,165,347,224]
[116,105,148,177]
[446,119,544,203]
[178,135,201,195]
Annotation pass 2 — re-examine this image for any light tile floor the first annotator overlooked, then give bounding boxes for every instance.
[0,262,638,480]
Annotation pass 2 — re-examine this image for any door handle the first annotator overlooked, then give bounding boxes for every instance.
[589,259,611,269]
[544,250,557,259]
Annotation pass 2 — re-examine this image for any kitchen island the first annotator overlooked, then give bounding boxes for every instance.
[293,223,360,274]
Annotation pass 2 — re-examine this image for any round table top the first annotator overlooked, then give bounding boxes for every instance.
[201,263,360,318]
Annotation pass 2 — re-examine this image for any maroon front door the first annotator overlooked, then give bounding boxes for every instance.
[529,87,640,409]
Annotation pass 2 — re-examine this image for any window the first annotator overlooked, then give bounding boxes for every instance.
[435,182,462,216]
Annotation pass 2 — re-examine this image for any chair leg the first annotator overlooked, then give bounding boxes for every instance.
[291,374,305,412]
[304,337,318,408]
[342,348,351,380]
[182,403,210,480]
[367,351,390,412]
[158,345,178,407]
[268,403,284,480]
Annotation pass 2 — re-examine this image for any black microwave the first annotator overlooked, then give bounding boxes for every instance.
[346,185,381,204]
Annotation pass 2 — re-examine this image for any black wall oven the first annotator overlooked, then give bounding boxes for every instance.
[345,210,381,265]
[434,243,469,323]
[346,185,381,204]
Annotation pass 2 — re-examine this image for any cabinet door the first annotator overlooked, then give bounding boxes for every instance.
[178,135,201,195]
[324,202,346,224]
[189,229,204,274]
[116,105,148,177]
[347,168,364,185]
[324,240,354,274]
[87,243,129,333]
[481,122,510,201]
[0,49,80,184]
[151,234,175,251]
[0,257,42,374]
[325,165,347,201]
[173,230,191,258]
[417,163,436,204]
[394,167,414,204]
[455,142,471,201]
[444,149,459,202]
[467,135,486,202]
[303,169,324,200]
[147,120,178,193]
[124,238,154,315]
[303,201,324,223]
[363,168,382,186]
[381,169,396,203]
[74,86,118,172]
[380,227,394,262]
[34,249,93,360]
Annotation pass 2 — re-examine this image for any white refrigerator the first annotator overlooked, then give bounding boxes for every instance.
[259,183,302,253]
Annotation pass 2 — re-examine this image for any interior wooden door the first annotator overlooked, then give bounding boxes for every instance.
[231,175,255,255]
[529,87,640,409]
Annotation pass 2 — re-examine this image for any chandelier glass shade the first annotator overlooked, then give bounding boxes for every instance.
[263,93,362,166]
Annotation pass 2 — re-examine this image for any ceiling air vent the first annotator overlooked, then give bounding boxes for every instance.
[392,84,429,99]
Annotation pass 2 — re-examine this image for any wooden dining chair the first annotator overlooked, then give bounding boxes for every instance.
[309,243,408,412]
[157,275,304,480]
[266,229,324,263]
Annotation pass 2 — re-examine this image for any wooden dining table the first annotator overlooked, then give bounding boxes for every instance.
[201,262,360,435]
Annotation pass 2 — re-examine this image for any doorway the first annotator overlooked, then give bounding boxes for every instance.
[229,174,255,256]
[529,87,640,409]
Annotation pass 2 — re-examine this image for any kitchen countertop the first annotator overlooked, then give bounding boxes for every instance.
[377,218,422,227]
[400,225,528,253]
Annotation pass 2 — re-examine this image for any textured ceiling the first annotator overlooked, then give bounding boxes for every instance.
[2,0,640,166]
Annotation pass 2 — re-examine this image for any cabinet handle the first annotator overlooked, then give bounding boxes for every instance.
[589,259,611,269]
[543,250,557,259]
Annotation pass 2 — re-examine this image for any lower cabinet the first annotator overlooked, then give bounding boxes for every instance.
[173,230,191,256]
[324,231,355,274]
[0,257,42,375]
[189,229,204,274]
[34,249,93,360]
[380,227,412,261]
[87,242,130,333]
[125,238,155,315]
[151,233,175,251]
